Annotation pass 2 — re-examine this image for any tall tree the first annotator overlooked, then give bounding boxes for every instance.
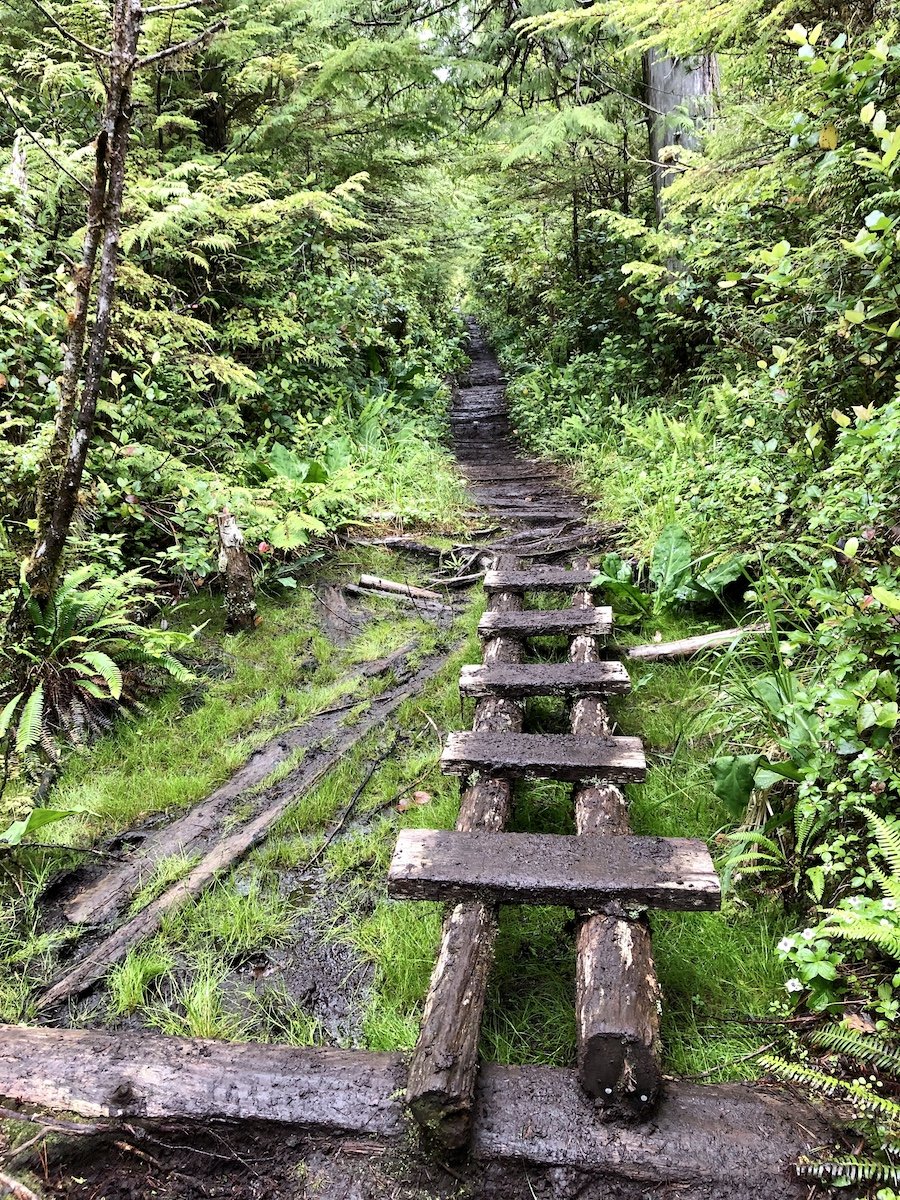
[643,48,718,221]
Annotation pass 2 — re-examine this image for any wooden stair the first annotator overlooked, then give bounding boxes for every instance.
[483,567,598,593]
[388,829,721,911]
[478,607,612,638]
[459,661,631,699]
[440,731,646,783]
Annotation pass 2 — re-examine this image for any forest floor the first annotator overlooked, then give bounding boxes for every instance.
[0,332,803,1199]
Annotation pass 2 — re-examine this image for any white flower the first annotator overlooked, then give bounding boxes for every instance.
[801,927,817,941]
[883,898,897,912]
[848,896,864,909]
[777,937,795,954]
[785,978,804,994]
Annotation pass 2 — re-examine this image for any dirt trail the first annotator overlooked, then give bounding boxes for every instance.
[0,326,829,1200]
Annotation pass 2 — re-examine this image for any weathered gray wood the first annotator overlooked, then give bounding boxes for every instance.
[473,1064,830,1198]
[459,661,630,699]
[483,568,598,593]
[37,646,461,1012]
[441,731,646,783]
[626,625,766,661]
[0,1024,405,1136]
[568,563,663,1115]
[388,830,721,910]
[478,607,612,638]
[405,555,521,1149]
[358,575,442,601]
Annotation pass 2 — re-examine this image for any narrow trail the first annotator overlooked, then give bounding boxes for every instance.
[0,326,830,1200]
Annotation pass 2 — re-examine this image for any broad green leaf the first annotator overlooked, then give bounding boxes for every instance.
[0,807,75,846]
[649,523,692,605]
[710,754,761,818]
[872,586,900,612]
[0,692,23,739]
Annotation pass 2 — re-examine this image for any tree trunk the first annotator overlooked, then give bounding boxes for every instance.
[216,508,258,632]
[643,49,718,221]
[6,0,144,648]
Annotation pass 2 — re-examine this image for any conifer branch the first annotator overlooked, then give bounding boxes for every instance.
[136,18,226,67]
[0,85,92,195]
[26,0,112,58]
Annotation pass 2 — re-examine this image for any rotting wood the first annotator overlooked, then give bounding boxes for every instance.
[626,624,767,661]
[483,568,598,593]
[358,575,442,601]
[0,1025,405,1136]
[568,561,663,1116]
[459,661,631,699]
[216,508,258,632]
[0,1025,829,1199]
[472,1064,829,1199]
[388,829,721,910]
[57,644,425,927]
[405,554,522,1150]
[37,644,462,1011]
[0,1170,40,1200]
[441,730,646,783]
[478,607,612,639]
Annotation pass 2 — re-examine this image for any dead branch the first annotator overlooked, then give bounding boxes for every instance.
[136,18,227,67]
[26,0,111,57]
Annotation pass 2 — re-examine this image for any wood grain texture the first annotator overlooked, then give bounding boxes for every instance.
[459,661,631,699]
[388,830,721,910]
[405,554,522,1149]
[478,607,612,638]
[483,568,598,593]
[440,731,646,783]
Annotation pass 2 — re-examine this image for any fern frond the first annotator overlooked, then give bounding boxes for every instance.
[15,685,44,754]
[0,692,23,739]
[761,1055,900,1122]
[797,1155,900,1186]
[859,806,900,878]
[810,1025,900,1074]
[77,651,123,700]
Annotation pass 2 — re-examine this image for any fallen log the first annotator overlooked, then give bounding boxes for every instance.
[343,585,450,618]
[0,1025,405,1136]
[405,553,522,1150]
[568,563,663,1116]
[626,624,767,661]
[37,644,460,1012]
[57,646,424,927]
[358,575,442,602]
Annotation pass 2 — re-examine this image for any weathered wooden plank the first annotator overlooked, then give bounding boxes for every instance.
[478,607,612,638]
[472,1065,829,1198]
[405,554,521,1149]
[567,561,663,1115]
[0,1024,405,1136]
[627,625,767,661]
[441,731,645,783]
[388,830,721,910]
[459,661,631,699]
[483,568,597,593]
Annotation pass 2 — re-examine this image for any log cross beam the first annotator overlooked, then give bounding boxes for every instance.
[569,558,663,1117]
[403,553,523,1150]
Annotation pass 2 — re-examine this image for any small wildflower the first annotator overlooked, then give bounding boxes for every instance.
[258,541,272,554]
[848,896,864,908]
[785,978,804,994]
[777,937,795,954]
[883,898,897,911]
[801,927,817,941]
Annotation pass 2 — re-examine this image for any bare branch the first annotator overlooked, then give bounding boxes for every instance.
[26,0,112,58]
[143,0,217,13]
[136,17,226,67]
[0,85,92,195]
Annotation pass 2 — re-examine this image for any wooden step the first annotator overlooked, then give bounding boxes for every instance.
[478,607,612,639]
[483,568,598,594]
[440,731,645,783]
[388,830,721,911]
[459,662,631,699]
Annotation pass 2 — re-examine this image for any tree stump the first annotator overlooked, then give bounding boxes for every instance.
[216,508,257,632]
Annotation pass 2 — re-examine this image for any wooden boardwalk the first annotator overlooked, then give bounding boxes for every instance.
[390,324,723,1149]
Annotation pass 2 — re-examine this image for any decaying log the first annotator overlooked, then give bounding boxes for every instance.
[459,661,630,700]
[0,1025,405,1136]
[358,575,442,601]
[478,606,612,639]
[569,566,663,1115]
[216,508,257,632]
[627,625,767,661]
[405,554,522,1149]
[0,1027,830,1200]
[37,645,460,1011]
[58,647,421,926]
